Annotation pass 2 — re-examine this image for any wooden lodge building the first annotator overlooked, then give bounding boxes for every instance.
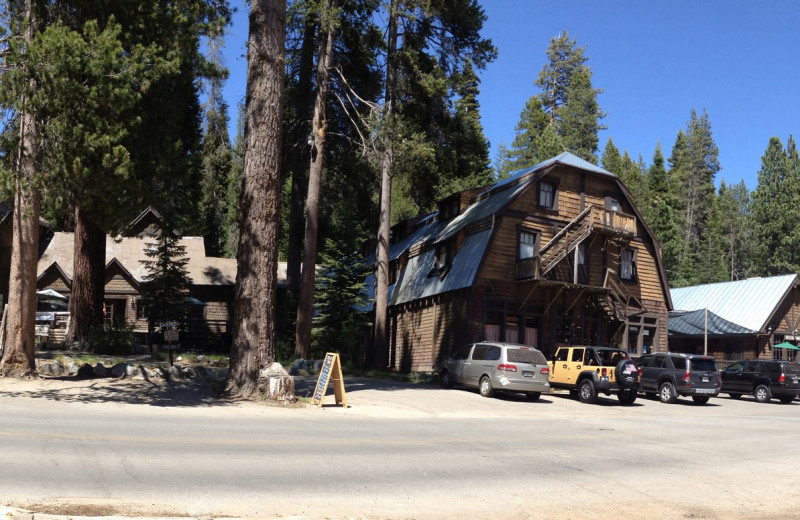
[367,152,674,373]
[32,208,242,348]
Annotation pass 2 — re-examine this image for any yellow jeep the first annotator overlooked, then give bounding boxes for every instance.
[548,345,640,405]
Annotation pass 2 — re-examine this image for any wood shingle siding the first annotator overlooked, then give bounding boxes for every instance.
[379,153,673,371]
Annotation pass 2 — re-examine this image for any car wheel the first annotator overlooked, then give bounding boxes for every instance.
[526,392,541,401]
[440,370,452,388]
[618,388,637,405]
[579,379,597,404]
[779,395,795,404]
[692,396,710,405]
[659,381,678,404]
[479,376,494,398]
[754,384,771,403]
[728,393,741,399]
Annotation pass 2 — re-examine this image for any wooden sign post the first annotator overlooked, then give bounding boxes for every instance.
[312,352,347,407]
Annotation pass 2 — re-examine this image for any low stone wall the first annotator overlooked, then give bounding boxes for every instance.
[35,358,226,382]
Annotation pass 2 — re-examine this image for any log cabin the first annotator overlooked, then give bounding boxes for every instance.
[368,152,673,372]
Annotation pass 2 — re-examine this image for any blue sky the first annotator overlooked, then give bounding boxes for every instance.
[221,0,800,190]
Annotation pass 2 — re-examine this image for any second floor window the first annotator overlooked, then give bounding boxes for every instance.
[539,181,556,209]
[620,248,637,280]
[519,231,537,259]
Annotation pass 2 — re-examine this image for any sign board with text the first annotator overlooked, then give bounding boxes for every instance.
[312,352,347,407]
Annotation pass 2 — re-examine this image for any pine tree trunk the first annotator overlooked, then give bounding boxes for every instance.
[66,207,106,345]
[1,0,41,377]
[225,0,286,399]
[286,16,318,311]
[373,0,398,370]
[295,0,336,360]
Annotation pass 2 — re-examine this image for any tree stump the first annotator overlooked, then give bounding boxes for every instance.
[259,362,296,402]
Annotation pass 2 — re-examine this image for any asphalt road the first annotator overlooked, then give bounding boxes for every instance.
[1,376,800,519]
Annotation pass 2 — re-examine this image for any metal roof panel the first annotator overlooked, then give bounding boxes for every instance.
[670,274,798,331]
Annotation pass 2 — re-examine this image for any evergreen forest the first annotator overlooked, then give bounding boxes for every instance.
[0,1,797,381]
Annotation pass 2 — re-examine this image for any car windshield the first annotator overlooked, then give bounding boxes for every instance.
[507,348,546,365]
[691,359,717,372]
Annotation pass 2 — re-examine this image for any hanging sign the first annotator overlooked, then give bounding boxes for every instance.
[312,352,347,407]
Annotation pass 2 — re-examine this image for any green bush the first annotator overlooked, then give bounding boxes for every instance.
[86,320,136,355]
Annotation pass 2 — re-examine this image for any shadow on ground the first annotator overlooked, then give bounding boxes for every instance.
[0,376,231,408]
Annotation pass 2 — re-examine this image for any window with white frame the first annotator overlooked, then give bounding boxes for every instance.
[539,181,555,209]
[620,248,637,280]
[519,230,537,259]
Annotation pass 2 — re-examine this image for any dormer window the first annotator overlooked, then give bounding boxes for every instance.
[538,181,556,210]
[389,260,399,285]
[440,199,460,220]
[430,239,456,278]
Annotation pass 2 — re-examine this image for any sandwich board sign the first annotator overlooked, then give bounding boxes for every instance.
[312,352,347,407]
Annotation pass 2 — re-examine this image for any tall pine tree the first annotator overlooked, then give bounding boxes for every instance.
[667,109,720,286]
[507,31,605,168]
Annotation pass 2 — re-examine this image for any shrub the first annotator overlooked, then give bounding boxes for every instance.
[86,320,136,355]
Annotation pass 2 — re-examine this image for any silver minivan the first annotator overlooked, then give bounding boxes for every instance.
[439,342,550,400]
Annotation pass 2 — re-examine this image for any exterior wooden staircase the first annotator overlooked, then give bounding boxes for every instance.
[538,205,636,279]
[598,268,644,321]
[539,206,594,278]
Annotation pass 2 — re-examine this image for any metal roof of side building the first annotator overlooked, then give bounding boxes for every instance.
[669,274,798,332]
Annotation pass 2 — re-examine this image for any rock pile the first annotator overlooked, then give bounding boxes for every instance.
[34,358,225,382]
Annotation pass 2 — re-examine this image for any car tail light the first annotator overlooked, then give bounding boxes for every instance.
[779,373,786,384]
[601,368,607,377]
[638,367,643,378]
[683,370,691,386]
[497,364,517,372]
[540,367,550,375]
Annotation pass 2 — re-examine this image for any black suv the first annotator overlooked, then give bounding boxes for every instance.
[721,359,800,403]
[635,353,720,404]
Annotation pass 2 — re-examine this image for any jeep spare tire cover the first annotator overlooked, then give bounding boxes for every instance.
[615,358,639,387]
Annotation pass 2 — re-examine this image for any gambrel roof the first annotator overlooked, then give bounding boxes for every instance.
[365,152,672,310]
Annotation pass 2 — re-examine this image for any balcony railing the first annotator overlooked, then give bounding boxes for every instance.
[589,206,636,236]
[514,205,636,281]
[515,257,540,280]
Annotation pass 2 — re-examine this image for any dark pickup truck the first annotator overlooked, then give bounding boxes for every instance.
[721,359,800,403]
[635,353,720,404]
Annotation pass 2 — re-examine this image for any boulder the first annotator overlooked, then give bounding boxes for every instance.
[76,363,95,379]
[38,361,64,376]
[111,362,138,378]
[288,358,306,375]
[66,361,79,376]
[93,363,109,378]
